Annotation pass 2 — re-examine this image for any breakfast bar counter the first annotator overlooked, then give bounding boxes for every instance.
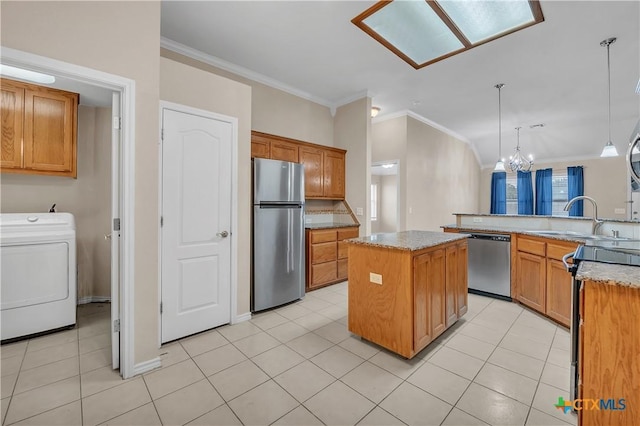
[345,231,468,358]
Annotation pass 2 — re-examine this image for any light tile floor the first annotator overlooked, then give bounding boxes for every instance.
[1,283,578,425]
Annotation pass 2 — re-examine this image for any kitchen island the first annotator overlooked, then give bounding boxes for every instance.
[345,231,468,358]
[575,262,639,426]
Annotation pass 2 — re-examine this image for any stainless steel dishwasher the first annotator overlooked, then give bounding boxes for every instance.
[466,233,511,300]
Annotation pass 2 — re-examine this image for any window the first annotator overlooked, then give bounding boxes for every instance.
[506,177,518,215]
[371,184,378,221]
[552,172,569,216]
[505,170,569,215]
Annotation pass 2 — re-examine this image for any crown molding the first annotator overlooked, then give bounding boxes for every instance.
[161,37,333,109]
[373,110,482,167]
[333,90,374,109]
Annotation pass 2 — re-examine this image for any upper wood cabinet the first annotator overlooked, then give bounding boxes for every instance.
[323,150,345,199]
[251,131,346,200]
[299,146,324,198]
[1,78,78,178]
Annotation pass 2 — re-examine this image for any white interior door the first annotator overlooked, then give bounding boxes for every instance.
[161,106,232,343]
[111,92,121,369]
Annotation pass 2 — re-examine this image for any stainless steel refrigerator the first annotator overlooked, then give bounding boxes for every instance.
[252,158,305,312]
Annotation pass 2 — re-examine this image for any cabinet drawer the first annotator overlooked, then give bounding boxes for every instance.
[311,262,337,285]
[547,242,578,261]
[338,227,359,240]
[338,241,348,259]
[311,242,337,263]
[518,237,546,256]
[311,230,337,243]
[337,258,348,280]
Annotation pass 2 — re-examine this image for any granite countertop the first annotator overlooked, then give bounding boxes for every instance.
[576,262,640,288]
[443,225,595,244]
[453,213,639,225]
[344,230,468,251]
[305,222,360,230]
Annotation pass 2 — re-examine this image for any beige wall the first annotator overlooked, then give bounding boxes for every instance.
[159,57,252,317]
[334,98,371,235]
[1,106,112,300]
[372,116,408,231]
[160,49,334,147]
[478,156,628,219]
[380,174,398,232]
[1,1,161,364]
[405,117,480,231]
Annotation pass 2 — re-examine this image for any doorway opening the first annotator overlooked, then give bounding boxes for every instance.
[371,160,400,233]
[1,47,136,378]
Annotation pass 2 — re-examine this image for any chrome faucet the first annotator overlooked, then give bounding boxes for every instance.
[564,196,604,234]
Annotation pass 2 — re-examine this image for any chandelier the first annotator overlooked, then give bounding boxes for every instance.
[508,127,534,172]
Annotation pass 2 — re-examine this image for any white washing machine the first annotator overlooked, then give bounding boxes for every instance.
[1,213,77,341]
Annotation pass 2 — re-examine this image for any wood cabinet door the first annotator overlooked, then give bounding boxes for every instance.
[457,243,468,317]
[23,88,77,176]
[0,81,24,169]
[323,150,345,199]
[546,258,571,327]
[429,249,447,337]
[299,146,324,198]
[413,252,432,350]
[310,261,337,288]
[251,140,270,159]
[270,140,299,162]
[337,258,348,280]
[516,251,546,312]
[445,246,458,327]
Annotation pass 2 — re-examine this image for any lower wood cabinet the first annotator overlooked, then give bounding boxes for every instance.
[516,235,577,327]
[306,226,358,290]
[516,251,546,312]
[579,280,639,425]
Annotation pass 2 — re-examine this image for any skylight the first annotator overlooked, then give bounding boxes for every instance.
[352,0,544,69]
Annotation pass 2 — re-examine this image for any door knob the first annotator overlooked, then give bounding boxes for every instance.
[104,233,112,240]
[216,231,229,238]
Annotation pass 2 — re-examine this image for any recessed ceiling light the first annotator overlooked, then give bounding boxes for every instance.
[0,64,56,84]
[352,0,544,69]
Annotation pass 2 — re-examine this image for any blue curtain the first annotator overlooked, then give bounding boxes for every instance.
[517,171,534,215]
[567,166,584,216]
[535,168,553,215]
[490,171,507,214]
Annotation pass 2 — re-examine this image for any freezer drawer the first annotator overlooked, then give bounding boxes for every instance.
[252,205,305,311]
[253,158,305,204]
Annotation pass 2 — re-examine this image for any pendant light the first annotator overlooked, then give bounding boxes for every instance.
[494,83,506,172]
[600,37,619,157]
[508,127,534,172]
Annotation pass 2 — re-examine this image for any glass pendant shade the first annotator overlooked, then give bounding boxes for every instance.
[600,141,619,157]
[494,160,505,172]
[599,37,619,158]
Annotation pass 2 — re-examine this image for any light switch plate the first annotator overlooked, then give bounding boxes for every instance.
[614,208,625,214]
[369,272,382,285]
[356,207,364,216]
[473,217,483,223]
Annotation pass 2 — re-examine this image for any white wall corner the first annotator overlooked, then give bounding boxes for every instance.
[133,357,162,376]
[232,312,252,324]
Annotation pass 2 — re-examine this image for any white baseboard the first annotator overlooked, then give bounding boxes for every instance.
[77,296,111,305]
[232,312,252,324]
[133,357,161,376]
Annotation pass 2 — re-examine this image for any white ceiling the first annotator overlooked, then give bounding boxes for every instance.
[162,1,640,168]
